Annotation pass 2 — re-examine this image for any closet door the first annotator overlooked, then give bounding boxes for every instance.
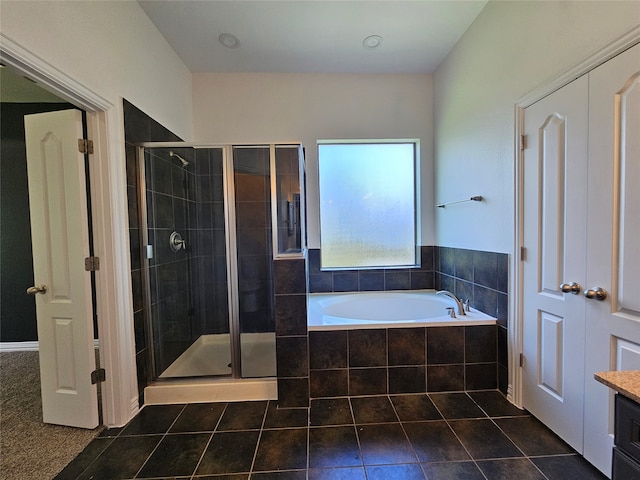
[583,43,640,474]
[521,74,589,452]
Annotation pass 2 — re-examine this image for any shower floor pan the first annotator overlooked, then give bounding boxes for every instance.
[146,332,277,405]
[158,332,276,379]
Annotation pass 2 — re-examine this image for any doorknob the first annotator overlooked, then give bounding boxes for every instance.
[584,287,608,301]
[26,285,47,295]
[560,282,582,294]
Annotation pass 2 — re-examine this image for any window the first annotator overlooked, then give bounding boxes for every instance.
[318,141,418,269]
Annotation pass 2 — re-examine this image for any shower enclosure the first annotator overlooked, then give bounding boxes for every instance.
[137,144,304,382]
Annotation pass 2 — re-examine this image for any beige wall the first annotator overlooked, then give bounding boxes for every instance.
[0,0,193,140]
[192,72,434,248]
[434,0,640,253]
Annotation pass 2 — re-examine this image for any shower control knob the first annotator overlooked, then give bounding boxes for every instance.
[169,231,186,252]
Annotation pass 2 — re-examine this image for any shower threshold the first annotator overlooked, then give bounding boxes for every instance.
[144,376,278,405]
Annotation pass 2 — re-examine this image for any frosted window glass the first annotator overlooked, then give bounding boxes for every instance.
[318,143,416,269]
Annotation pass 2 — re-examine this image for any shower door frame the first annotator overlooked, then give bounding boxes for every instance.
[137,142,304,381]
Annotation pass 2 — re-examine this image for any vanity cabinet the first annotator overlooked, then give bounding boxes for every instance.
[613,394,640,479]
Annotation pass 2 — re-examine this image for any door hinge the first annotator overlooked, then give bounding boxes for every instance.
[520,134,527,150]
[519,353,525,367]
[520,246,527,261]
[91,368,106,384]
[78,138,94,155]
[85,256,100,271]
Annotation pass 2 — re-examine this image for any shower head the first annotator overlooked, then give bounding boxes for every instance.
[169,150,189,167]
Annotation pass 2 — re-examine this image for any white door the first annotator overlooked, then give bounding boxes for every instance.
[522,74,589,452]
[24,109,99,429]
[583,43,640,474]
[522,43,640,476]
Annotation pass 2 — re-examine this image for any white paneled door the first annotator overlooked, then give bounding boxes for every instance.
[584,44,640,473]
[522,43,640,476]
[522,75,589,452]
[24,109,99,429]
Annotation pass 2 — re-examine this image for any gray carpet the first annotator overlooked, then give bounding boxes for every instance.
[0,351,102,480]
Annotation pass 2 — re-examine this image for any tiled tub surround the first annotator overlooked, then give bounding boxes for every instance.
[435,247,509,394]
[308,247,435,293]
[304,246,509,396]
[309,325,498,398]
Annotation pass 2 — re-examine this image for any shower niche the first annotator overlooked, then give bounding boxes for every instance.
[137,144,305,382]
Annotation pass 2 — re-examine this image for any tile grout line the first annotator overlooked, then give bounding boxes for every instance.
[189,402,229,480]
[467,392,555,480]
[246,400,271,477]
[132,403,189,479]
[67,435,117,480]
[347,396,368,479]
[430,392,490,480]
[305,402,310,480]
[389,394,433,479]
[486,412,554,480]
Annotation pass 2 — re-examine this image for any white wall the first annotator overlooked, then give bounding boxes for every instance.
[434,0,640,253]
[192,72,434,248]
[0,0,193,140]
[0,0,194,425]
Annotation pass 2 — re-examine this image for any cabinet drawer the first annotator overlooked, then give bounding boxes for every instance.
[613,447,640,480]
[616,394,640,461]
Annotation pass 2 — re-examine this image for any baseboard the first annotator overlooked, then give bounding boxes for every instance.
[0,341,39,352]
[0,339,100,352]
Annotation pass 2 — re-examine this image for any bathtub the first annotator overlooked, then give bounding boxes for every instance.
[307,290,496,330]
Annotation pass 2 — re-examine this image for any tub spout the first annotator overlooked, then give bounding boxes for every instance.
[436,290,466,316]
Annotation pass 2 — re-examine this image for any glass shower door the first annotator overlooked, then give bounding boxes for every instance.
[140,146,231,379]
[232,146,277,378]
[140,144,289,381]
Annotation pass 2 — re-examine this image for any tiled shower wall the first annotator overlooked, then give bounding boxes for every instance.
[193,148,229,337]
[143,147,197,376]
[123,100,181,405]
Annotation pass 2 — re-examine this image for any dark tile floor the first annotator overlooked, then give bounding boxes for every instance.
[55,390,607,480]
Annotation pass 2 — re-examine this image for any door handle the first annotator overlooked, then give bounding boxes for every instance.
[584,287,607,301]
[560,282,582,295]
[26,285,47,295]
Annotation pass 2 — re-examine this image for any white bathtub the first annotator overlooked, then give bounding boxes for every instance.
[307,290,496,330]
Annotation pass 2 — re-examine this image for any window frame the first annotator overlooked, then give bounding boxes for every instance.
[317,139,421,271]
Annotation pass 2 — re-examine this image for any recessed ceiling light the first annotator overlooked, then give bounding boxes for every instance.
[219,33,240,49]
[362,35,383,50]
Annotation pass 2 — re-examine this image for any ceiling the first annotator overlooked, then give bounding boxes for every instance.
[138,0,488,74]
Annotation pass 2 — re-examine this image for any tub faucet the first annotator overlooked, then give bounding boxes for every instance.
[436,290,467,316]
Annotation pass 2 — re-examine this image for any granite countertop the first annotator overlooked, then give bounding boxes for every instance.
[594,370,640,404]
